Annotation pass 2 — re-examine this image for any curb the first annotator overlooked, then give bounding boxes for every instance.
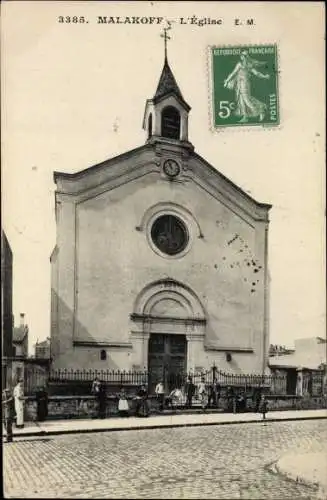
[7,414,327,439]
[273,462,327,499]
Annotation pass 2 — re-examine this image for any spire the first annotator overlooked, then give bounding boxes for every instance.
[152,25,190,110]
[142,25,192,145]
[153,59,185,103]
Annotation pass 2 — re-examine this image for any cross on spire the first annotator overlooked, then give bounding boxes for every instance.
[160,24,171,61]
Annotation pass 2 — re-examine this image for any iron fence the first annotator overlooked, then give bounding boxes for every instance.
[49,368,148,386]
[24,364,49,396]
[21,365,297,397]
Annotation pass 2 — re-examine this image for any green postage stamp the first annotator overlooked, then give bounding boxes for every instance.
[211,45,279,128]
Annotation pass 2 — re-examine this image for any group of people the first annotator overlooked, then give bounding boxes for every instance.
[2,380,51,443]
[154,377,269,416]
[91,378,150,419]
[155,376,221,412]
[3,377,269,440]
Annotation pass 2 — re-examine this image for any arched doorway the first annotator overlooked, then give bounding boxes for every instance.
[131,279,206,393]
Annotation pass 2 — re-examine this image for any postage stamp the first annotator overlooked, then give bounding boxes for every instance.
[211,45,279,128]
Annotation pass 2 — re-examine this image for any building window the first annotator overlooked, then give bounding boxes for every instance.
[100,349,107,361]
[148,114,153,138]
[151,214,188,256]
[161,106,180,140]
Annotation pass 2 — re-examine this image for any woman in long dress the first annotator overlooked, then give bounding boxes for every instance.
[117,387,129,417]
[13,379,24,428]
[224,50,270,123]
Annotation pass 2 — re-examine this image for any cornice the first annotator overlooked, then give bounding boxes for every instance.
[73,341,132,349]
[204,345,254,353]
[130,313,206,325]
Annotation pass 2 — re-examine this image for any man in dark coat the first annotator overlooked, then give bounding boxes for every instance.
[135,385,149,417]
[36,386,48,422]
[185,376,195,409]
[98,383,107,419]
[2,388,14,442]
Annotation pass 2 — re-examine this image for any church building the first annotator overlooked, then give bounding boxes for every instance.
[50,48,272,383]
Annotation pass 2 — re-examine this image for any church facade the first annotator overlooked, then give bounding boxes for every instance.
[50,55,272,382]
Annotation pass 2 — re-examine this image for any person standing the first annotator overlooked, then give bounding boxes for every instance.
[13,379,24,428]
[253,388,262,413]
[98,382,107,419]
[2,388,14,442]
[155,380,165,412]
[260,394,268,421]
[207,379,217,409]
[117,387,129,417]
[135,385,149,417]
[36,386,48,422]
[185,376,195,409]
[91,377,102,418]
[198,377,208,411]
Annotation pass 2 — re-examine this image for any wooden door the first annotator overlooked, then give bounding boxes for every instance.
[148,334,187,393]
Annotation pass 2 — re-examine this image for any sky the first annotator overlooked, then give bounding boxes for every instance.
[1,1,325,355]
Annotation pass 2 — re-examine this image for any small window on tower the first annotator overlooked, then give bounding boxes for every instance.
[148,114,153,138]
[161,106,180,140]
[100,349,107,361]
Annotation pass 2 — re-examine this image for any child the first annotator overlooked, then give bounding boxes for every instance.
[117,387,129,417]
[167,387,183,412]
[260,394,268,420]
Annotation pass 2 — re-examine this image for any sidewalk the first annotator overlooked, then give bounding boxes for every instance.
[3,409,327,439]
[275,451,327,499]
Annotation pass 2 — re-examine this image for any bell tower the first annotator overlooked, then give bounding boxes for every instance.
[143,27,192,148]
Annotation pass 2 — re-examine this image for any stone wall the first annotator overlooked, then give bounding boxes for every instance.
[23,394,327,422]
[24,396,139,422]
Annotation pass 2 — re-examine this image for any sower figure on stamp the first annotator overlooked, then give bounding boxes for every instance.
[223,50,270,123]
[13,379,24,428]
[2,388,14,442]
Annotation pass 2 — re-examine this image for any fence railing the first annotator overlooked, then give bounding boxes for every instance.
[49,368,148,385]
[21,365,292,396]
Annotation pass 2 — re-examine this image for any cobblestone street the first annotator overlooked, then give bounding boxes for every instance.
[3,419,327,499]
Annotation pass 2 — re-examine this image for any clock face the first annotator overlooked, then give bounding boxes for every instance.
[163,159,180,178]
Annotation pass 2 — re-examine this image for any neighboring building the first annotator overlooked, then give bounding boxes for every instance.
[1,231,14,389]
[269,337,327,395]
[269,344,295,357]
[50,50,272,385]
[11,313,29,386]
[12,313,29,358]
[35,337,51,359]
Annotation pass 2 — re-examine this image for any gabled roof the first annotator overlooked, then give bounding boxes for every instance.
[153,58,190,111]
